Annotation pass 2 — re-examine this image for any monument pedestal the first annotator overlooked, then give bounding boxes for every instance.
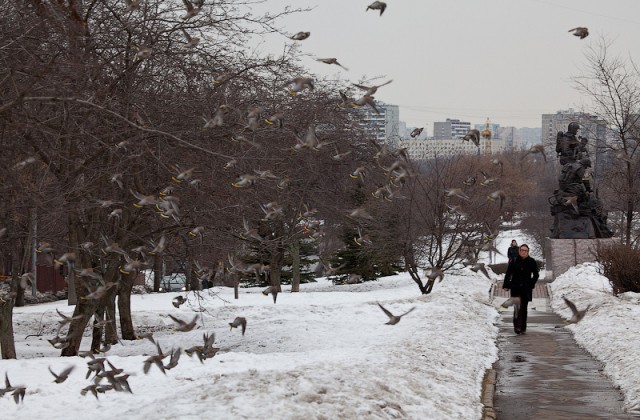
[544,237,617,280]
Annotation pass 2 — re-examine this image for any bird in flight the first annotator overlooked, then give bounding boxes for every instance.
[562,296,590,324]
[568,27,589,39]
[376,302,416,325]
[366,1,387,16]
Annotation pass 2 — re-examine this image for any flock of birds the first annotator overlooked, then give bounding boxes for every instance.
[0,1,598,405]
[0,308,249,403]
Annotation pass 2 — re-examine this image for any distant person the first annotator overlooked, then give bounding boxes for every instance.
[503,244,539,335]
[507,240,519,264]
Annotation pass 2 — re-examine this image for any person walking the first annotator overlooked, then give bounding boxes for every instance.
[503,244,539,334]
[507,240,519,264]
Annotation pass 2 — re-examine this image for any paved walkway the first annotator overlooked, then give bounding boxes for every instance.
[489,281,635,419]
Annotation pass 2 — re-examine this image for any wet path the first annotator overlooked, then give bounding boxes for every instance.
[493,294,634,419]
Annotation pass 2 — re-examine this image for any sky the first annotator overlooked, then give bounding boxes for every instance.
[0,230,639,418]
[250,0,640,132]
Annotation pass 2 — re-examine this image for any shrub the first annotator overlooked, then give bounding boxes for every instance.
[597,243,640,295]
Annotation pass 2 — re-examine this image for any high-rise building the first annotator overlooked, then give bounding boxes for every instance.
[400,137,505,161]
[433,118,471,140]
[358,101,400,148]
[541,109,607,184]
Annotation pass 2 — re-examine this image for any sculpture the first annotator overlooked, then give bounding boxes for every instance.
[549,122,614,239]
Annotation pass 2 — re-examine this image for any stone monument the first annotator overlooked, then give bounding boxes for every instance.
[549,122,614,239]
[546,122,615,279]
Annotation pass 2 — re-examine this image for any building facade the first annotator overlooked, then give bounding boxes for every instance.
[433,119,471,140]
[399,137,505,161]
[358,101,401,149]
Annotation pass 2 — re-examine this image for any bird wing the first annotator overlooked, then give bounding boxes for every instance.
[563,297,578,315]
[377,302,394,319]
[400,306,416,317]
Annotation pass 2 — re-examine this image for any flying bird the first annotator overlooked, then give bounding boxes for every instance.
[289,31,310,40]
[172,295,186,308]
[562,296,590,324]
[181,0,203,20]
[262,285,278,303]
[376,302,415,325]
[410,127,424,138]
[316,57,348,70]
[463,129,481,147]
[445,188,471,201]
[469,262,491,280]
[168,314,199,332]
[49,365,75,384]
[181,29,200,49]
[229,317,247,336]
[563,195,580,214]
[285,77,314,94]
[568,27,589,39]
[486,190,507,209]
[522,144,547,162]
[352,79,392,96]
[366,1,387,16]
[463,175,476,186]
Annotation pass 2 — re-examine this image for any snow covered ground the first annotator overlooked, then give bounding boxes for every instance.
[1,271,499,419]
[549,263,640,414]
[0,228,638,418]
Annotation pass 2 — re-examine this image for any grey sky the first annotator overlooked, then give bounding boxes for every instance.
[253,0,640,132]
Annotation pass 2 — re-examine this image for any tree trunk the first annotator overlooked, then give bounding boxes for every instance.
[290,241,300,292]
[90,304,105,352]
[153,254,161,292]
[105,293,118,344]
[0,298,16,359]
[269,244,285,297]
[118,271,136,340]
[60,300,99,356]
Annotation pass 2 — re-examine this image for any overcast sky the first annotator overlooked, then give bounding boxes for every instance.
[252,0,640,132]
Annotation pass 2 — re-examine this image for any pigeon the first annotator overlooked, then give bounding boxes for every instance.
[469,262,491,280]
[229,317,247,336]
[424,267,445,283]
[501,296,521,308]
[316,57,348,70]
[164,347,182,370]
[289,31,310,41]
[445,188,471,201]
[181,0,203,20]
[410,127,424,138]
[168,314,199,332]
[563,296,590,324]
[352,79,392,96]
[376,302,416,325]
[366,1,387,16]
[49,365,75,383]
[486,190,507,209]
[262,286,278,303]
[522,144,547,162]
[463,129,481,147]
[171,296,187,308]
[568,27,588,39]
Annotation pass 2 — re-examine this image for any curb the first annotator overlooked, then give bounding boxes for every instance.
[481,368,497,420]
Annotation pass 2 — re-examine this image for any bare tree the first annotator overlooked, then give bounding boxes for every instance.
[573,37,640,245]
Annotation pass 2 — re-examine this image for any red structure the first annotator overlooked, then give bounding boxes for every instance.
[36,265,67,293]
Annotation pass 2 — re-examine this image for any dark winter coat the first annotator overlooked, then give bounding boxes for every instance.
[507,246,519,263]
[503,255,539,302]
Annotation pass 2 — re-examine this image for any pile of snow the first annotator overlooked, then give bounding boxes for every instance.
[549,263,640,413]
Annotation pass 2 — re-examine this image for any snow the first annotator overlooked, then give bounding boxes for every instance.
[0,228,638,418]
[549,262,640,414]
[1,272,499,419]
